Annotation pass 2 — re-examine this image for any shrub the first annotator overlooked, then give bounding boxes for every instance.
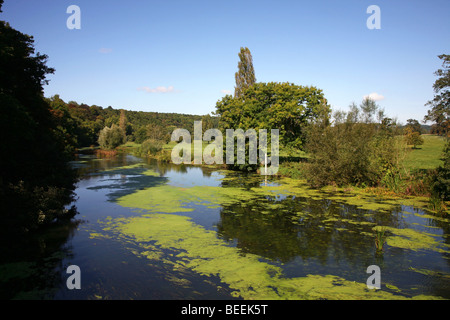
[139,139,163,156]
[305,99,404,188]
[98,124,126,150]
[158,149,172,162]
[278,161,305,179]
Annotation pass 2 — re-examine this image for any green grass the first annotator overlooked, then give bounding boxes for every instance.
[402,135,446,172]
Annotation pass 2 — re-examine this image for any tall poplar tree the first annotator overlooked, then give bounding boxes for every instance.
[119,109,127,131]
[234,47,256,98]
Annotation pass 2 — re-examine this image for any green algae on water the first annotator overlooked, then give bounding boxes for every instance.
[409,267,450,280]
[373,226,450,253]
[116,184,256,213]
[102,163,160,177]
[99,213,443,300]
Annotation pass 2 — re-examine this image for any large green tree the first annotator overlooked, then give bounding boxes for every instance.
[0,4,77,233]
[215,82,329,159]
[424,54,450,137]
[234,47,256,98]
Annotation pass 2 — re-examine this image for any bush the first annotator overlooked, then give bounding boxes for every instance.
[139,139,163,156]
[306,122,379,186]
[278,161,305,179]
[305,99,404,188]
[158,149,172,162]
[98,124,126,150]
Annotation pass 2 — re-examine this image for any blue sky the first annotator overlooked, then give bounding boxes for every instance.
[2,0,449,124]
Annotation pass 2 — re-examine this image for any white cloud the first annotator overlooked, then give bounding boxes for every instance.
[138,86,175,93]
[221,89,232,94]
[363,92,385,101]
[98,48,112,54]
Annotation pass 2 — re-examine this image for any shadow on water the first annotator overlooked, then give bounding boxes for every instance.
[86,168,168,201]
[0,219,81,299]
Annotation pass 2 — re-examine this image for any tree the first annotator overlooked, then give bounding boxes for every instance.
[215,82,329,171]
[47,94,79,155]
[234,47,256,98]
[424,54,450,205]
[98,124,126,150]
[146,123,169,142]
[424,54,450,137]
[217,82,329,150]
[405,119,422,134]
[119,109,127,132]
[0,6,77,234]
[404,127,424,149]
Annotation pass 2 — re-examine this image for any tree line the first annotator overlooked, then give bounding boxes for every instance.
[47,94,219,151]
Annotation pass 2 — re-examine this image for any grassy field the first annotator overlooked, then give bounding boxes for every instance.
[402,135,446,172]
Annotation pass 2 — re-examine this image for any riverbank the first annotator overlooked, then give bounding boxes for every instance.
[111,135,449,216]
[276,135,449,215]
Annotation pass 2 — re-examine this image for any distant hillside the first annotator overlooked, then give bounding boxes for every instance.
[47,95,219,147]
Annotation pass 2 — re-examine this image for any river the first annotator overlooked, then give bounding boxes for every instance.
[1,152,449,300]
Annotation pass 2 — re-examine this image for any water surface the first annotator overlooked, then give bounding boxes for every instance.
[1,153,449,299]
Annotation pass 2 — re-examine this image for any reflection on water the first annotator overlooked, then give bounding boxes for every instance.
[1,152,449,299]
[0,220,81,299]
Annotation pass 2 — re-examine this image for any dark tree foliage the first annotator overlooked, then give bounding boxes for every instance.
[425,54,450,137]
[424,54,450,203]
[430,141,450,201]
[0,9,77,234]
